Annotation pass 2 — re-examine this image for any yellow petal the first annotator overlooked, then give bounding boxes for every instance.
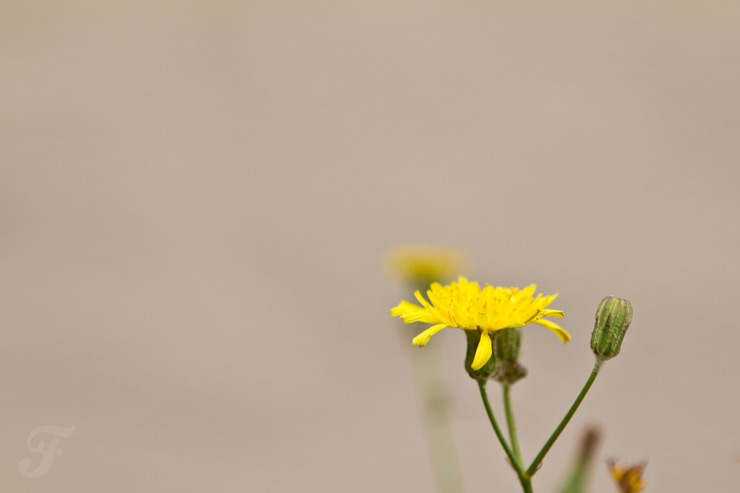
[536,319,571,343]
[520,284,537,298]
[391,300,438,324]
[390,300,416,317]
[471,331,493,370]
[412,324,447,347]
[413,290,434,310]
[540,309,564,319]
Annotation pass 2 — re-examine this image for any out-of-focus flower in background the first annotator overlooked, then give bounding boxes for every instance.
[385,245,470,493]
[386,245,468,287]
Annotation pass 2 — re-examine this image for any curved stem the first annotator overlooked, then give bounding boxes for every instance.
[477,381,533,493]
[503,384,524,466]
[526,360,603,477]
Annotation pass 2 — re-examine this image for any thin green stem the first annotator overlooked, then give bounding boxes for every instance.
[502,384,524,467]
[526,360,603,477]
[410,344,465,493]
[477,381,533,493]
[520,473,534,493]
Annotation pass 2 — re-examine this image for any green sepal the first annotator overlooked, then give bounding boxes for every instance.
[464,330,497,381]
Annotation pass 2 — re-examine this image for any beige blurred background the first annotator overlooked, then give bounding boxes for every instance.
[2,1,739,491]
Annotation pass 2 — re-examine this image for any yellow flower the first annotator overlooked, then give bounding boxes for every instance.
[386,245,467,284]
[391,276,570,370]
[608,461,646,493]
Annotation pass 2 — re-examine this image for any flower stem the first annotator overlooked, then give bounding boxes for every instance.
[526,360,603,477]
[477,381,533,493]
[557,427,601,493]
[502,384,524,466]
[410,343,465,493]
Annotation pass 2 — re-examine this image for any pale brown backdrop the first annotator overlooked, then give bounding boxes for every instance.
[2,1,739,492]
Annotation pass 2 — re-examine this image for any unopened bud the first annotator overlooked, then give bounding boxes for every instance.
[591,297,633,361]
[493,327,527,385]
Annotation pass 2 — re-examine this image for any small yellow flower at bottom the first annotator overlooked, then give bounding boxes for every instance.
[608,461,646,493]
[390,276,570,370]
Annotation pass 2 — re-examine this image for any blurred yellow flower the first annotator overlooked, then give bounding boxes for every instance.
[386,245,467,284]
[608,461,646,493]
[391,276,570,370]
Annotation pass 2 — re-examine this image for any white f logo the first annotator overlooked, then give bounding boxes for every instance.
[19,425,76,478]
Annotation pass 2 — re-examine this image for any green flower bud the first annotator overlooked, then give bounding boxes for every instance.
[495,327,521,364]
[493,327,528,385]
[591,296,633,361]
[464,331,497,381]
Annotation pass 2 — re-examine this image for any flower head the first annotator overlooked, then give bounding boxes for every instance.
[386,245,467,285]
[608,460,646,493]
[391,276,570,371]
